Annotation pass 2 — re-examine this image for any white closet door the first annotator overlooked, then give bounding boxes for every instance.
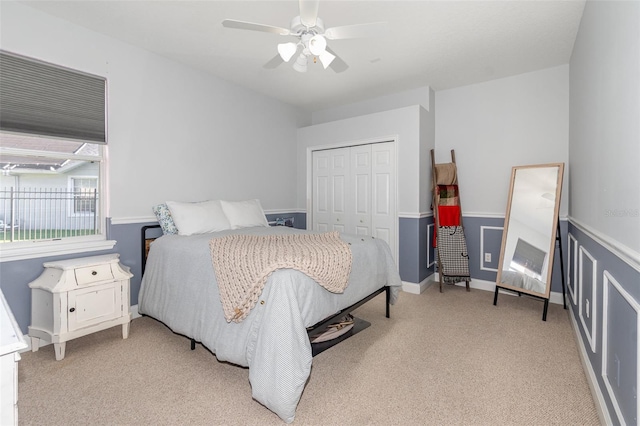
[312,142,396,261]
[312,150,331,232]
[312,148,350,233]
[371,142,396,256]
[351,144,372,236]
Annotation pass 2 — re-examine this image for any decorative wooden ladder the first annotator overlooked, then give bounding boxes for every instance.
[431,149,471,292]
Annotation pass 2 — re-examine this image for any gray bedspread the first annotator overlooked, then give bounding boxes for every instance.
[138,226,401,423]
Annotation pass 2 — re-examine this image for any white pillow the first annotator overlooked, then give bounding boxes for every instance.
[220,199,270,229]
[165,200,231,236]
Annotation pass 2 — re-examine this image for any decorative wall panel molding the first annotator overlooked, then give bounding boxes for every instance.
[568,233,578,305]
[480,225,502,272]
[427,223,435,268]
[601,270,639,426]
[579,245,598,353]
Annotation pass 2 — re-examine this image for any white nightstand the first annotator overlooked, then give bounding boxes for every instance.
[0,289,28,426]
[28,254,133,361]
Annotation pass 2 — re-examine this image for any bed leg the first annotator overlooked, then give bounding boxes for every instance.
[385,286,390,318]
[190,338,196,350]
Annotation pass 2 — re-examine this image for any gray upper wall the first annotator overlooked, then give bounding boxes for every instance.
[569,0,640,256]
[435,65,570,218]
[311,87,432,125]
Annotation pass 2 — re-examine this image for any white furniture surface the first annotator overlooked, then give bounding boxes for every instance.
[0,289,28,426]
[28,254,132,361]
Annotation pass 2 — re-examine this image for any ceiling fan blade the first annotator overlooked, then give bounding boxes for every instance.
[222,19,290,36]
[325,47,348,73]
[263,54,284,69]
[299,0,319,28]
[324,22,387,40]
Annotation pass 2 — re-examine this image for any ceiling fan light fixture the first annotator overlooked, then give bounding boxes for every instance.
[318,50,335,69]
[292,53,308,73]
[308,34,327,55]
[277,42,298,62]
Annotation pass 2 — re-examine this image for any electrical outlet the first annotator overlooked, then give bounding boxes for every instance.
[484,253,491,263]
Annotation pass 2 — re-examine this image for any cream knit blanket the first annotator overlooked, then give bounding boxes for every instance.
[209,232,352,323]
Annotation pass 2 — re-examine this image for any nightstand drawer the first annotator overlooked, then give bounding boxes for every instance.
[74,263,114,285]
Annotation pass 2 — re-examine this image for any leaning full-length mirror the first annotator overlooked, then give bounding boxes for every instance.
[495,164,564,316]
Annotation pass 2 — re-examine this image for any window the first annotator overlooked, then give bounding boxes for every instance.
[0,133,104,244]
[0,51,113,260]
[71,177,98,214]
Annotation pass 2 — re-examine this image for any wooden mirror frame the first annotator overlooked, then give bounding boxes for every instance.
[494,163,564,319]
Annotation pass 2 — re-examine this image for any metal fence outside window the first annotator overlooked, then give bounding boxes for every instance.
[0,187,99,243]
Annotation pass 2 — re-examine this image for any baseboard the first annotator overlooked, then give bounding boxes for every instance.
[567,302,613,425]
[431,274,565,305]
[402,277,434,294]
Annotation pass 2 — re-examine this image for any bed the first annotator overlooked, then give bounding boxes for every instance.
[138,222,401,423]
[500,270,546,294]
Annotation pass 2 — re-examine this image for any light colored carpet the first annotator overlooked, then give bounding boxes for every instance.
[18,283,601,425]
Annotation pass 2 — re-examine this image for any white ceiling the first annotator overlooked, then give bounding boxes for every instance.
[21,0,586,112]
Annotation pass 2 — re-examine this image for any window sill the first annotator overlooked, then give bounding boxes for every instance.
[0,237,116,262]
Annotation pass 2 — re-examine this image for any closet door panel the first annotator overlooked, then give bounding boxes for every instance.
[355,175,370,235]
[375,228,391,245]
[315,176,330,231]
[351,145,371,235]
[355,171,370,235]
[375,173,390,215]
[355,174,370,215]
[312,151,331,232]
[371,142,396,255]
[316,223,329,232]
[329,148,350,231]
[332,175,346,214]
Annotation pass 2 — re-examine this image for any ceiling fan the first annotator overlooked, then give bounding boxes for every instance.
[222,0,386,73]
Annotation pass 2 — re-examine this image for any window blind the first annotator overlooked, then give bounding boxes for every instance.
[0,51,106,144]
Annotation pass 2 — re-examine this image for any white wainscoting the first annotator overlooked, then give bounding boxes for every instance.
[579,246,598,353]
[601,270,639,425]
[567,232,578,306]
[568,304,613,426]
[479,225,503,272]
[426,223,435,268]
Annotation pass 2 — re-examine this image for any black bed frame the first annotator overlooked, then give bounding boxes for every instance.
[141,224,391,357]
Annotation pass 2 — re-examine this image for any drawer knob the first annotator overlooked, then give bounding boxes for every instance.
[91,270,98,276]
[69,307,76,313]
